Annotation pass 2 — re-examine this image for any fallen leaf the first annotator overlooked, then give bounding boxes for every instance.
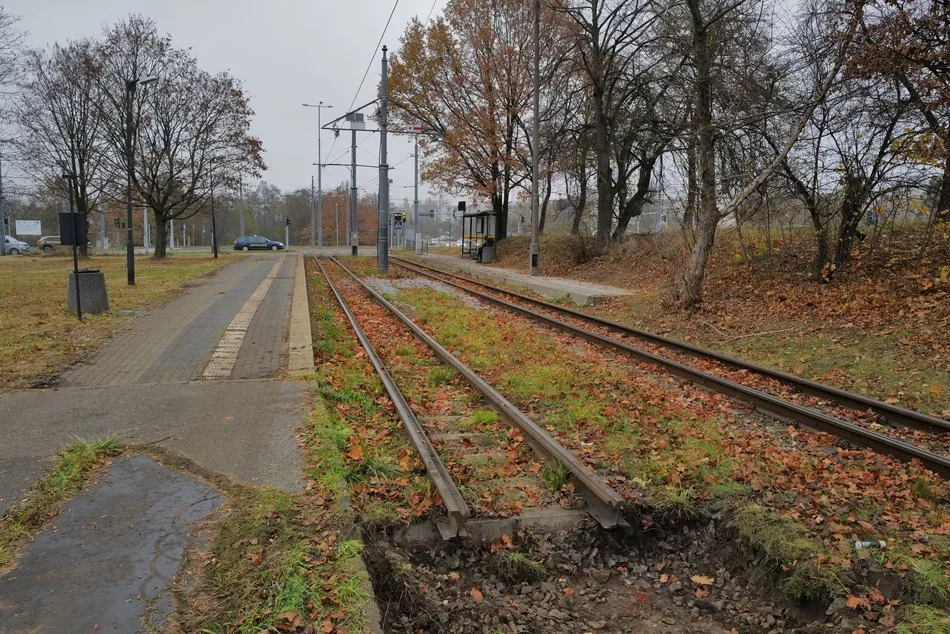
[691,575,715,585]
[470,587,484,603]
[347,445,363,461]
[659,573,669,583]
[695,587,710,598]
[846,595,871,610]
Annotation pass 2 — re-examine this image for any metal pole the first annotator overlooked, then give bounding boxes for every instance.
[126,79,137,284]
[285,218,289,248]
[100,207,106,249]
[143,206,149,253]
[351,130,358,256]
[529,0,541,276]
[170,218,175,250]
[335,203,340,247]
[211,174,218,259]
[414,134,421,254]
[317,104,324,248]
[310,175,315,248]
[67,176,82,320]
[239,181,245,237]
[378,46,390,273]
[0,151,6,256]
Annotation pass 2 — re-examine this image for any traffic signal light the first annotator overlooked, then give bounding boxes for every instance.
[285,217,291,226]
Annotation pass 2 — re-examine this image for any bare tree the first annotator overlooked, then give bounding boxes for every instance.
[16,41,110,236]
[135,52,264,257]
[561,0,664,250]
[93,15,263,257]
[674,0,860,309]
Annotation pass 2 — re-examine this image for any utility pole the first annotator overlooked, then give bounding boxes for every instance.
[211,172,218,259]
[351,127,358,256]
[310,175,315,247]
[0,150,6,256]
[335,203,340,247]
[530,0,541,276]
[238,180,245,237]
[378,46,390,274]
[303,102,332,248]
[413,130,421,254]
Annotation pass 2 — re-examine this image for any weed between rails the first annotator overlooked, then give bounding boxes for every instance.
[388,283,949,624]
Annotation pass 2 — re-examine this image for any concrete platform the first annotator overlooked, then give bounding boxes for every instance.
[414,253,631,306]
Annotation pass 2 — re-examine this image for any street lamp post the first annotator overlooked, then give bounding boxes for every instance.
[303,102,332,248]
[125,75,158,285]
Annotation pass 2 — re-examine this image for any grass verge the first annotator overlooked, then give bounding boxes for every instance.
[0,253,232,391]
[0,435,123,570]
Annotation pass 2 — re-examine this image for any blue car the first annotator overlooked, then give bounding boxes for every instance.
[234,235,284,251]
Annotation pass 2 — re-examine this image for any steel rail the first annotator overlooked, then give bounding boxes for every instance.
[388,257,950,479]
[315,258,472,538]
[329,257,628,527]
[390,256,950,435]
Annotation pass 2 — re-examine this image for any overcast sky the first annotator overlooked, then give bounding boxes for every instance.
[7,0,445,204]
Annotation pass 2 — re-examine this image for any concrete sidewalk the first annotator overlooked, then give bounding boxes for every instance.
[413,253,632,305]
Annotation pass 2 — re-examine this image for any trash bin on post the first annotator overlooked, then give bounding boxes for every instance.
[67,269,109,315]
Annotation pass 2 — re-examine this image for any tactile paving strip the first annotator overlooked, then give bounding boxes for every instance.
[202,258,284,380]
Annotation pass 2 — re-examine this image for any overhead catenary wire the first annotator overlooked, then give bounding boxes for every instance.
[324,0,400,162]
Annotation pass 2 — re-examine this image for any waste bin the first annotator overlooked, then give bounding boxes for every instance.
[480,245,495,264]
[67,269,110,315]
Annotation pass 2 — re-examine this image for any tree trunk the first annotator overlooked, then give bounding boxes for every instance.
[680,0,717,310]
[570,173,587,235]
[589,15,613,251]
[681,215,717,310]
[539,170,552,234]
[829,178,867,276]
[491,193,508,241]
[612,157,656,239]
[153,215,168,258]
[936,154,950,223]
[683,132,697,229]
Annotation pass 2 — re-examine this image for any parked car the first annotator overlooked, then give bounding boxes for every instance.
[37,236,62,253]
[3,235,31,255]
[234,235,284,251]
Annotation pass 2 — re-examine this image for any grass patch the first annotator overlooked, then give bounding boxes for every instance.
[734,504,847,600]
[186,488,368,634]
[0,253,231,391]
[426,366,456,387]
[902,557,950,606]
[0,435,123,569]
[912,478,938,502]
[540,461,570,493]
[895,605,950,634]
[492,551,547,583]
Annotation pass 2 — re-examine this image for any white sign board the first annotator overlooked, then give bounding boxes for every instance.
[15,220,41,236]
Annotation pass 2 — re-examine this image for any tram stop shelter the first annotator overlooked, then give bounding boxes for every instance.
[460,210,497,262]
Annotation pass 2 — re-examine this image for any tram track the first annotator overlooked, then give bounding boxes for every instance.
[388,256,950,479]
[316,256,627,538]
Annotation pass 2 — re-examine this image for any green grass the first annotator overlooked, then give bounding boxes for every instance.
[191,488,368,634]
[733,504,847,601]
[426,366,456,387]
[0,436,123,569]
[492,551,547,583]
[540,461,570,493]
[895,605,950,634]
